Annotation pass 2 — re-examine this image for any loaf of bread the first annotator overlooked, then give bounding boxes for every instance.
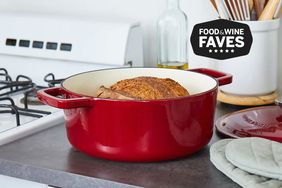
[96,76,189,100]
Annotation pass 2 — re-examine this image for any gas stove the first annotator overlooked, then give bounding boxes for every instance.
[0,13,143,146]
[0,68,65,145]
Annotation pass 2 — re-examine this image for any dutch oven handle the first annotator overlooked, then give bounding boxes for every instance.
[189,68,232,86]
[37,87,94,109]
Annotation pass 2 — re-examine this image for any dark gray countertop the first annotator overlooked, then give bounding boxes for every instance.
[0,103,246,188]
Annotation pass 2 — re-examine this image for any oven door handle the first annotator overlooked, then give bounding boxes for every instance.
[37,87,94,109]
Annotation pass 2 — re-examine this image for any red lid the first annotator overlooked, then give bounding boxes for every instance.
[216,106,282,142]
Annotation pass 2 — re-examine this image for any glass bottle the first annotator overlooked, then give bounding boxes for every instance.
[157,0,188,70]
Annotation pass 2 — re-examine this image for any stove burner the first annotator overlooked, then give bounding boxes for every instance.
[44,73,64,87]
[0,97,51,126]
[20,86,47,108]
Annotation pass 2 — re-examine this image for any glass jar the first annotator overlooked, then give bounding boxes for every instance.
[157,0,188,70]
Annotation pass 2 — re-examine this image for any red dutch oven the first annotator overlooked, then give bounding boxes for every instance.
[37,68,232,162]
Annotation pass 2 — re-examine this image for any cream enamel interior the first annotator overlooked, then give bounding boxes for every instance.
[62,68,218,97]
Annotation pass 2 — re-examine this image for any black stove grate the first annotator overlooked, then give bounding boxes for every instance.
[22,86,47,109]
[0,97,51,126]
[0,68,34,97]
[0,68,64,126]
[44,73,64,87]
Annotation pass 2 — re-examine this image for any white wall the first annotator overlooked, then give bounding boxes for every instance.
[1,0,281,91]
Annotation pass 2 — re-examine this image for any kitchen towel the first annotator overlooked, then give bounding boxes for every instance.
[210,139,282,188]
[225,137,282,180]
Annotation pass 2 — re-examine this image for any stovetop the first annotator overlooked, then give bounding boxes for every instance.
[0,68,65,145]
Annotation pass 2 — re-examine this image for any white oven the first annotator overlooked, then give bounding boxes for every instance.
[0,12,144,145]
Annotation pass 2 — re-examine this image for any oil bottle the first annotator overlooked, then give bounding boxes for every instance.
[157,0,188,70]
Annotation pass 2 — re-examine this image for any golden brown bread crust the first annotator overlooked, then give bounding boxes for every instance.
[96,86,135,100]
[97,76,189,100]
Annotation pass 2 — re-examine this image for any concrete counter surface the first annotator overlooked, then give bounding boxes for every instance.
[0,103,245,188]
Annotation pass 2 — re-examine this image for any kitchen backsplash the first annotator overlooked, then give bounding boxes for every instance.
[0,0,281,91]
